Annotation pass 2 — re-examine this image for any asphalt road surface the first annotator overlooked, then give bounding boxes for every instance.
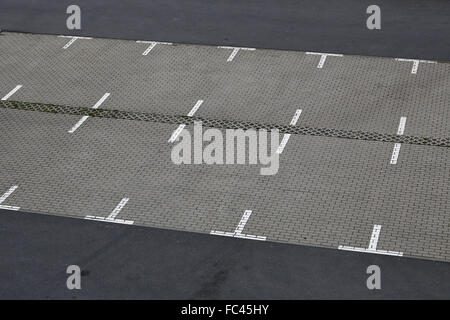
[1,208,450,299]
[1,0,450,61]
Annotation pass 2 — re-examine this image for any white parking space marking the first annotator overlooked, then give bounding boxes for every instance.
[58,35,92,49]
[390,116,407,164]
[306,52,343,68]
[397,116,407,135]
[168,99,204,143]
[390,143,402,165]
[0,185,20,211]
[68,93,110,133]
[395,58,436,74]
[368,224,382,250]
[218,46,256,62]
[211,210,267,241]
[85,198,133,225]
[106,198,129,220]
[338,224,403,256]
[136,40,172,55]
[276,109,302,154]
[2,85,23,101]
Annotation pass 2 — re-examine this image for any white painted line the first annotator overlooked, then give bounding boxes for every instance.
[187,99,204,117]
[210,231,235,237]
[276,109,302,154]
[276,134,292,155]
[142,42,157,55]
[85,216,134,225]
[338,246,403,257]
[338,224,403,257]
[107,198,129,220]
[397,116,407,135]
[306,52,343,68]
[368,224,382,250]
[62,37,77,49]
[0,205,21,211]
[0,185,18,204]
[1,85,22,101]
[92,93,110,109]
[290,109,302,126]
[395,58,436,74]
[218,46,256,62]
[227,48,240,62]
[68,93,110,133]
[168,124,186,143]
[210,210,267,241]
[234,233,267,241]
[234,210,252,234]
[411,60,420,74]
[317,55,327,69]
[390,116,407,165]
[168,100,204,143]
[136,40,172,55]
[84,197,132,225]
[58,35,93,39]
[68,116,89,134]
[0,185,20,211]
[58,36,92,49]
[390,143,402,165]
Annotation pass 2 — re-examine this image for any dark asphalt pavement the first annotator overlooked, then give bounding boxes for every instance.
[0,209,449,299]
[1,0,449,60]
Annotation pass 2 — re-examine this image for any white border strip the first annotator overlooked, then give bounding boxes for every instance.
[338,246,403,257]
[85,216,134,225]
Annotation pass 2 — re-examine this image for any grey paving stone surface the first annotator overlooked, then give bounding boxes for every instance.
[0,32,449,262]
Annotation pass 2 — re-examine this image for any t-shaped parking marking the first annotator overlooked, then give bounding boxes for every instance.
[218,46,256,62]
[136,40,172,55]
[85,198,133,225]
[306,52,343,68]
[58,35,92,49]
[395,58,436,74]
[338,224,403,256]
[0,185,20,211]
[211,210,266,241]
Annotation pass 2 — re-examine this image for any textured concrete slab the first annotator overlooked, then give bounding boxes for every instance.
[0,32,449,263]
